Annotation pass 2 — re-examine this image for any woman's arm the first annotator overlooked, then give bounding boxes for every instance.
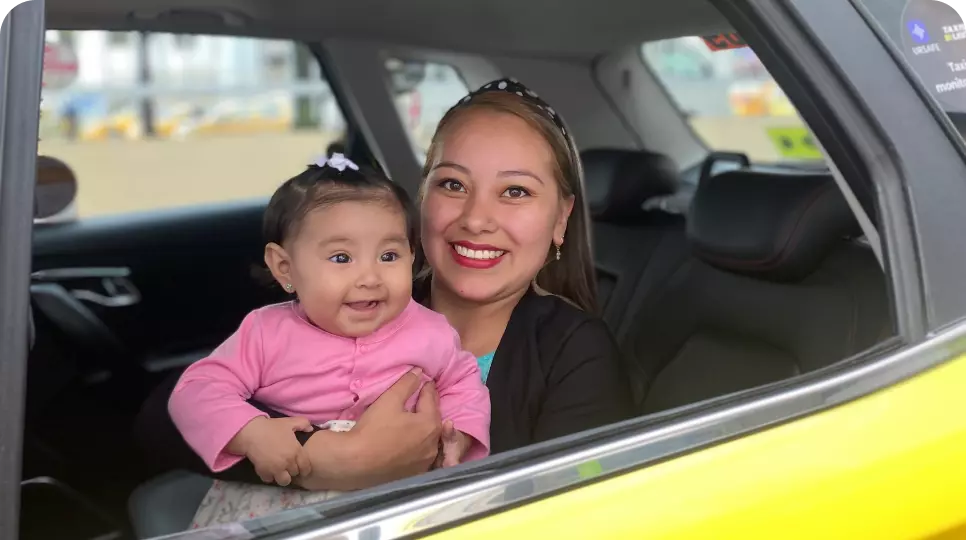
[532,318,634,443]
[296,370,443,491]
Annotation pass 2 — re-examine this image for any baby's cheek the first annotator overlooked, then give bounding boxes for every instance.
[391,267,414,296]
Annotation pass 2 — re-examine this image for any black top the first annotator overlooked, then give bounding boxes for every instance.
[134,287,633,483]
[480,288,632,452]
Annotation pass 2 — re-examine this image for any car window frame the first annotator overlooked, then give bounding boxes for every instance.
[776,0,966,332]
[379,53,471,162]
[5,0,966,538]
[0,2,46,539]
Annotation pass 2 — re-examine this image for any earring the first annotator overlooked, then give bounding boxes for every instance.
[284,283,294,292]
[555,244,562,261]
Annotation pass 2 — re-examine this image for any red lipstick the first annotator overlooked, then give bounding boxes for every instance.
[449,241,506,270]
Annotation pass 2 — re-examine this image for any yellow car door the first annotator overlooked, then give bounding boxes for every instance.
[436,352,966,539]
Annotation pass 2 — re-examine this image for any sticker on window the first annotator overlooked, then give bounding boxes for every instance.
[702,33,748,51]
[577,459,604,479]
[900,0,966,112]
[765,126,824,160]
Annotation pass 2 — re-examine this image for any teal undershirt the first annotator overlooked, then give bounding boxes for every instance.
[476,352,495,383]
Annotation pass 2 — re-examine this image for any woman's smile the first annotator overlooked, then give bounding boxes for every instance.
[450,240,507,269]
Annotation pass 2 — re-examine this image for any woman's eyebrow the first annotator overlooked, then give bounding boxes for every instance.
[431,161,470,173]
[432,161,543,184]
[498,169,544,184]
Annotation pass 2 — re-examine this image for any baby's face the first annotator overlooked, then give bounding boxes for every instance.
[287,201,413,338]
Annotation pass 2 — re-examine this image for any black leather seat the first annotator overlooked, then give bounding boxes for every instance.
[582,148,694,407]
[622,170,893,414]
[582,148,688,335]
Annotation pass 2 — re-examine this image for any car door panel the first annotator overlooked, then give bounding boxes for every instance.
[31,199,283,372]
[426,352,966,540]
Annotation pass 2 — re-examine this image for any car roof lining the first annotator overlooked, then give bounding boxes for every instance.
[45,0,730,60]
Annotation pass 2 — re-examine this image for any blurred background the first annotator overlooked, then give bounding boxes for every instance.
[39,31,803,220]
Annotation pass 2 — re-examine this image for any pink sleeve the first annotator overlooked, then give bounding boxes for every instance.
[167,309,269,472]
[435,327,491,462]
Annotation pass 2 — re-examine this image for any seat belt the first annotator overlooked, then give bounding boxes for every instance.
[811,132,884,268]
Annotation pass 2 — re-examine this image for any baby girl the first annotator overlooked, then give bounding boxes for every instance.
[168,153,490,528]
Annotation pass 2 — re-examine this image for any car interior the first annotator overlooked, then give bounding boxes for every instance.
[21,0,898,538]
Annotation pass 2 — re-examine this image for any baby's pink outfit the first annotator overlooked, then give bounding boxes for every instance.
[169,299,491,473]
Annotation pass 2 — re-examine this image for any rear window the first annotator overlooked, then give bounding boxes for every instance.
[385,57,468,159]
[641,36,822,164]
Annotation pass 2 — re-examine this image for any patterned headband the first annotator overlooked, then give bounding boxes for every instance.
[450,78,571,141]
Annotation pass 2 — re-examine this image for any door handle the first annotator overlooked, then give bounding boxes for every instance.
[70,276,141,307]
[31,266,131,281]
[31,267,141,307]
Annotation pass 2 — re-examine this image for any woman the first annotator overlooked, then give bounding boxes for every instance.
[137,78,632,492]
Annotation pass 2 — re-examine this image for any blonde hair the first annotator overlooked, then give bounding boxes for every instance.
[420,91,599,313]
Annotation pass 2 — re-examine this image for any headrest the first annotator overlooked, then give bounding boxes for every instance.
[687,171,861,282]
[582,149,679,223]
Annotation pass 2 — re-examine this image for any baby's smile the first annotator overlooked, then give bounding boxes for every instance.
[344,300,382,312]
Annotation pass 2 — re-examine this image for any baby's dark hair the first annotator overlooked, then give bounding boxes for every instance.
[263,159,417,250]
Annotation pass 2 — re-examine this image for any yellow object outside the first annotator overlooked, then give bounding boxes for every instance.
[766,126,824,160]
[429,352,966,539]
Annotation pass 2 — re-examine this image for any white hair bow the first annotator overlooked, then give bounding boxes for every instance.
[311,152,359,172]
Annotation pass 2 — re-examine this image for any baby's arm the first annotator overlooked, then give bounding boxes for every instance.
[168,310,272,472]
[434,327,491,463]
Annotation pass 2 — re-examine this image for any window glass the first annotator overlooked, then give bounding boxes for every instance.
[858,0,966,139]
[385,57,468,161]
[641,37,822,164]
[39,31,346,219]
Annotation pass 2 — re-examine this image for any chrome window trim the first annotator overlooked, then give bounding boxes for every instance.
[203,320,964,540]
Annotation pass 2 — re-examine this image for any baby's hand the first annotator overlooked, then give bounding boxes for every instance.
[437,419,471,468]
[228,416,314,486]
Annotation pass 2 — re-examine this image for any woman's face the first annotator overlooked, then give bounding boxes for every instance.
[421,110,574,304]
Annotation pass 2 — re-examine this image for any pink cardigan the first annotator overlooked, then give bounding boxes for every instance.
[168,300,490,472]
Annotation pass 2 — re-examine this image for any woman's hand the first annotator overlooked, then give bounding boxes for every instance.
[296,369,443,491]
